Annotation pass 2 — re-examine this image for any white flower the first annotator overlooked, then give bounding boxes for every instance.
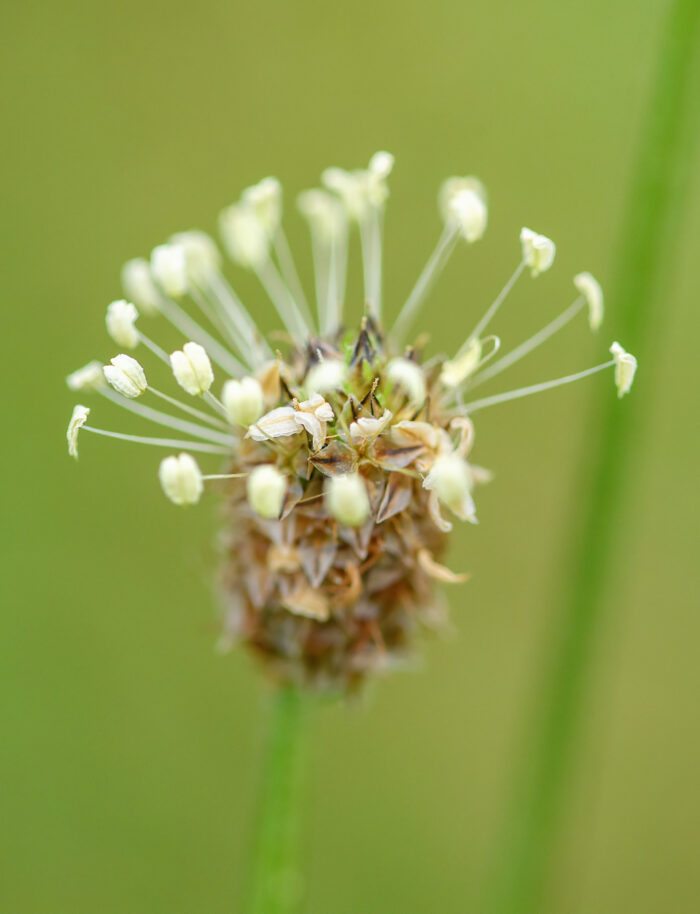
[158,453,203,506]
[247,464,287,518]
[151,243,189,297]
[349,409,393,445]
[106,299,139,349]
[170,342,214,396]
[242,177,282,235]
[297,189,347,241]
[386,358,426,405]
[305,359,348,395]
[440,178,488,243]
[574,272,604,331]
[439,176,487,219]
[610,341,637,397]
[219,203,270,270]
[67,405,90,459]
[103,354,147,399]
[322,151,394,219]
[66,361,105,392]
[169,230,221,283]
[325,473,370,527]
[423,453,477,523]
[248,395,334,451]
[222,377,264,427]
[121,258,161,315]
[520,227,556,277]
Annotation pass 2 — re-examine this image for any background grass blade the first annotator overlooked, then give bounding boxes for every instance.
[485,1,700,910]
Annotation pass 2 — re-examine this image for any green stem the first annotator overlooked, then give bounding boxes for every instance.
[485,2,700,911]
[247,685,308,914]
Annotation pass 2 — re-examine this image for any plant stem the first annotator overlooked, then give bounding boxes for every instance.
[247,685,308,914]
[485,2,700,911]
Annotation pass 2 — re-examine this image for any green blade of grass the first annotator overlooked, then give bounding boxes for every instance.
[485,1,700,911]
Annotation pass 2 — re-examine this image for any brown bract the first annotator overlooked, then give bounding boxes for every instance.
[217,324,478,691]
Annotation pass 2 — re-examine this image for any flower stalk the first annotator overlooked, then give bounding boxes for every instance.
[247,686,308,914]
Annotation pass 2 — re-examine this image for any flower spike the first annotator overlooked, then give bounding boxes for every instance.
[64,153,635,690]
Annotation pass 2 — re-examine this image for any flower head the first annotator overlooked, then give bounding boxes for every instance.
[66,153,636,690]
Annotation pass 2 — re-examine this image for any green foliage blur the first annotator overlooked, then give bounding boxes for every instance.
[1,0,698,911]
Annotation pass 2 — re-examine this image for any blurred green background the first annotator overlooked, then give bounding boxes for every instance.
[2,0,698,911]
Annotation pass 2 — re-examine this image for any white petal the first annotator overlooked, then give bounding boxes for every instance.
[247,406,300,442]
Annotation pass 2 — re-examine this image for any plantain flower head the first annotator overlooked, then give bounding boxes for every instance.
[65,153,636,691]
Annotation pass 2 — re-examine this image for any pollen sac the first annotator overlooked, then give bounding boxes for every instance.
[170,342,214,396]
[574,271,604,331]
[325,473,370,527]
[151,243,189,297]
[67,361,106,392]
[610,341,637,397]
[121,258,161,315]
[67,404,90,459]
[520,227,556,277]
[440,177,488,243]
[170,230,222,283]
[106,299,139,349]
[103,354,147,399]
[247,464,287,518]
[158,453,203,506]
[222,377,264,427]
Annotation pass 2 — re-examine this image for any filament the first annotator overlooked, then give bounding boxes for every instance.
[462,360,614,413]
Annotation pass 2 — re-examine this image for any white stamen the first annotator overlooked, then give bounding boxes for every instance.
[423,453,477,523]
[247,464,287,519]
[121,258,161,315]
[468,260,526,342]
[297,189,348,333]
[520,228,556,277]
[325,473,370,527]
[170,342,214,397]
[67,361,106,392]
[155,295,244,377]
[222,377,265,427]
[146,386,229,429]
[204,271,273,365]
[610,342,637,397]
[67,405,90,458]
[102,389,235,445]
[219,203,270,270]
[81,426,231,453]
[242,177,282,235]
[169,230,222,283]
[103,354,147,399]
[158,453,204,505]
[470,297,586,389]
[463,360,615,413]
[106,299,139,349]
[273,227,315,329]
[392,223,461,344]
[440,336,501,389]
[151,243,189,297]
[574,272,604,331]
[255,258,311,344]
[137,332,170,365]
